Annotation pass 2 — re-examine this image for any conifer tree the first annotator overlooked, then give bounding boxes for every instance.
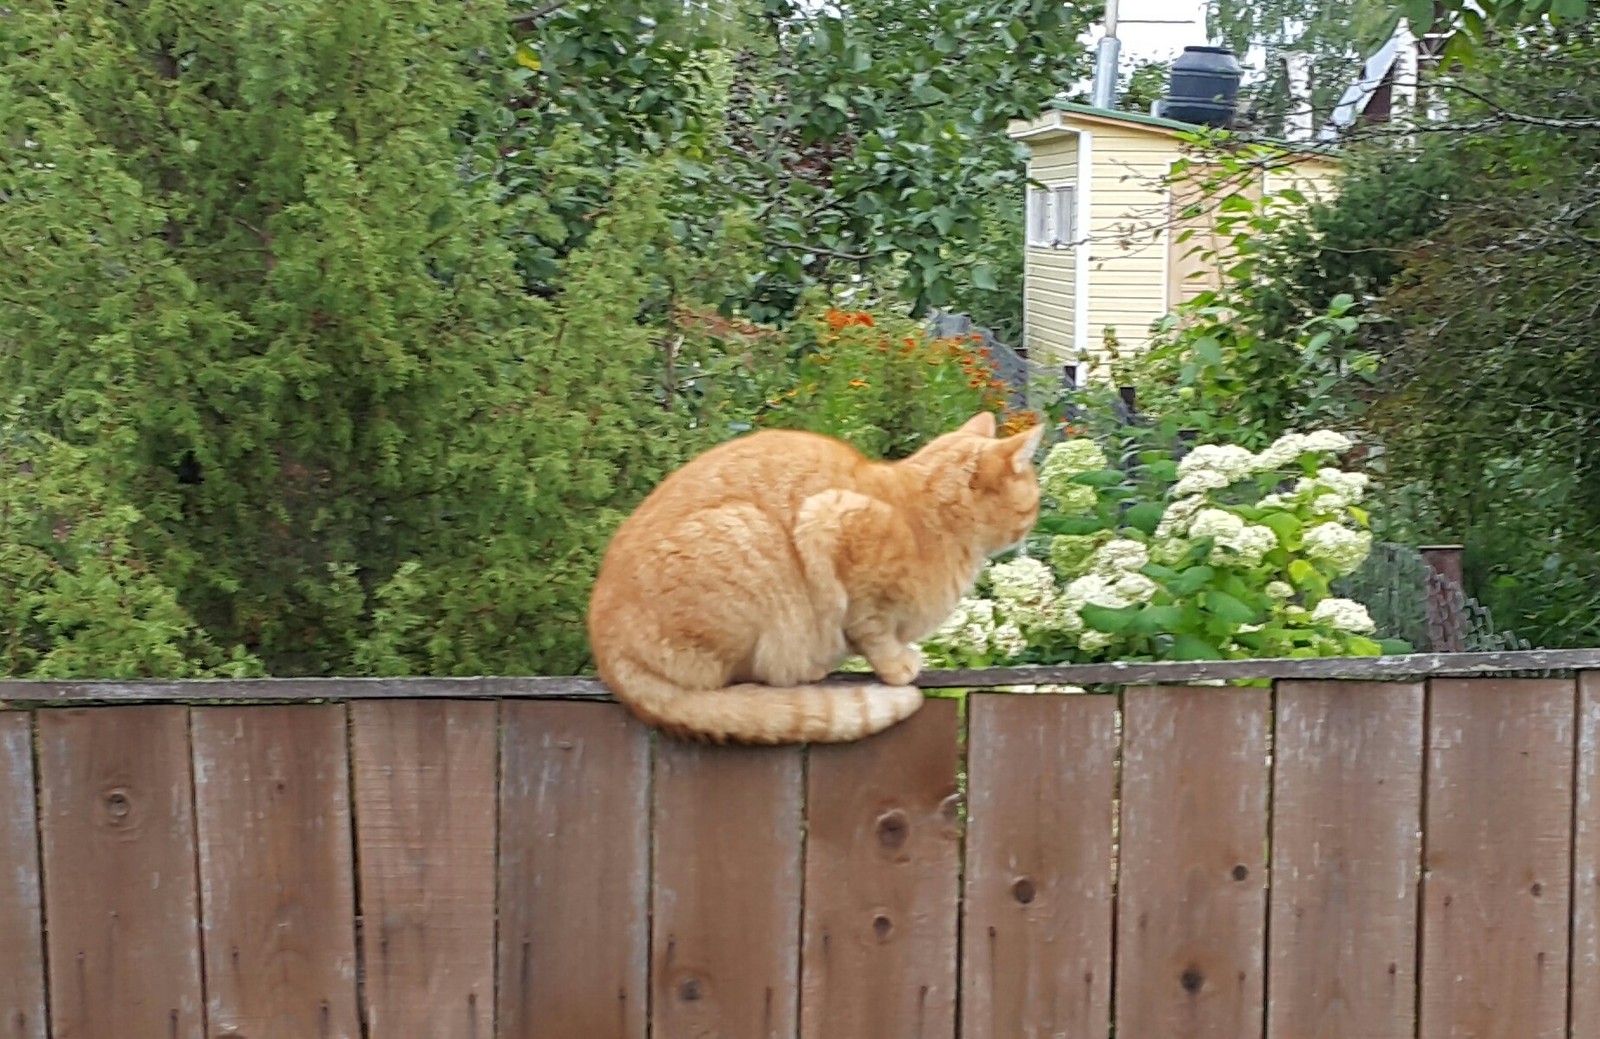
[0,0,695,675]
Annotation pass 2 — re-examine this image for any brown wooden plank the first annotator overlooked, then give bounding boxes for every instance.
[192,704,359,1038]
[351,700,497,1036]
[652,739,803,1039]
[1420,678,1574,1039]
[800,697,962,1039]
[1574,671,1600,1035]
[0,713,46,1039]
[961,693,1116,1039]
[1267,682,1425,1039]
[498,701,650,1039]
[1114,686,1270,1038]
[35,706,205,1038]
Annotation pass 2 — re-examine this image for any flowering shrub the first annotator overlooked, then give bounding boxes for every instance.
[922,428,1406,667]
[757,305,1038,458]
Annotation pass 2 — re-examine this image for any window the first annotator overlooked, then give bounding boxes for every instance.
[1026,184,1077,248]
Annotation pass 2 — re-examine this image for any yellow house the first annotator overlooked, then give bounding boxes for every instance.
[1007,101,1343,373]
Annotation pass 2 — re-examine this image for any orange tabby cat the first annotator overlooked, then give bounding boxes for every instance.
[586,412,1043,744]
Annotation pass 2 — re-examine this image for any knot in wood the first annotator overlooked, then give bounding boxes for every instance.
[104,789,131,821]
[1180,967,1204,993]
[1231,864,1249,881]
[875,809,909,851]
[1010,876,1036,905]
[872,914,893,940]
[678,978,704,1003]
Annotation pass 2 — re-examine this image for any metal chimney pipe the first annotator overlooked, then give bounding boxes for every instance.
[1090,0,1121,109]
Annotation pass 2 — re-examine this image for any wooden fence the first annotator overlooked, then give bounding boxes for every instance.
[3,651,1600,1038]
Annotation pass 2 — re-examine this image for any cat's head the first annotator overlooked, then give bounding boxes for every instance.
[912,412,1044,555]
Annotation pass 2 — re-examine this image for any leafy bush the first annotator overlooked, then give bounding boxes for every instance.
[756,305,1035,459]
[921,428,1404,667]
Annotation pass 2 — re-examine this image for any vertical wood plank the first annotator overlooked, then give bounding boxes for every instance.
[1114,686,1270,1039]
[1573,672,1600,1035]
[351,700,497,1037]
[36,706,205,1039]
[652,739,803,1038]
[0,713,46,1039]
[192,705,360,1039]
[800,698,962,1039]
[1420,678,1574,1039]
[1267,682,1424,1039]
[961,693,1116,1039]
[498,701,649,1039]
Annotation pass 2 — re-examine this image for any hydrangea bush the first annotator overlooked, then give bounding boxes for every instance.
[922,429,1406,667]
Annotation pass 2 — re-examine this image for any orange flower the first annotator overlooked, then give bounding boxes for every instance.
[854,312,875,327]
[849,378,869,388]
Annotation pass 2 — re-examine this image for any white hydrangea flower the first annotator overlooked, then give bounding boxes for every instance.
[926,596,997,654]
[1078,629,1115,652]
[1302,523,1373,576]
[1150,537,1190,564]
[991,622,1028,658]
[1091,538,1150,577]
[1155,495,1207,538]
[1253,432,1309,471]
[1189,508,1245,541]
[1177,444,1256,484]
[989,557,1076,632]
[1310,493,1345,514]
[1216,523,1279,568]
[1039,439,1109,509]
[1062,573,1129,611]
[1257,492,1289,509]
[1112,572,1159,604]
[1310,597,1376,634]
[1266,580,1295,599]
[1300,429,1353,454]
[1171,468,1231,497]
[1294,467,1369,509]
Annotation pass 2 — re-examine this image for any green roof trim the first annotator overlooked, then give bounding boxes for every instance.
[1043,99,1343,158]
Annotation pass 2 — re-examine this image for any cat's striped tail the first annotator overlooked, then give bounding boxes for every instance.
[597,658,924,744]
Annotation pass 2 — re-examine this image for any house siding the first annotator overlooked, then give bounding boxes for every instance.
[1022,134,1077,363]
[1083,126,1173,369]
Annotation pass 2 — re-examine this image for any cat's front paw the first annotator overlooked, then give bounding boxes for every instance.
[872,645,922,687]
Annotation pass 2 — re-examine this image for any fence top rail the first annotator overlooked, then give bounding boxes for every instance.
[1,648,1596,705]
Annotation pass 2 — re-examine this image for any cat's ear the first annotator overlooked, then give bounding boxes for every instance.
[956,412,997,438]
[1001,424,1045,474]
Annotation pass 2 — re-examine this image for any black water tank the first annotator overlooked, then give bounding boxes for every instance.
[1163,45,1243,127]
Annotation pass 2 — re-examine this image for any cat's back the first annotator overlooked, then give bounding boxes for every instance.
[615,428,868,536]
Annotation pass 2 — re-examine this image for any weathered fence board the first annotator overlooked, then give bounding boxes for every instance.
[961,693,1116,1039]
[36,706,206,1039]
[497,701,650,1039]
[652,741,803,1039]
[1266,682,1425,1039]
[352,700,498,1037]
[1115,686,1271,1039]
[1420,679,1574,1039]
[800,698,962,1039]
[3,667,1599,1039]
[0,713,46,1039]
[192,704,361,1039]
[1574,672,1600,1035]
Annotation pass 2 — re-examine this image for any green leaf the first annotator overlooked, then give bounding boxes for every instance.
[1287,559,1317,586]
[1123,501,1165,535]
[1036,514,1106,536]
[972,263,998,290]
[1192,336,1222,365]
[1259,512,1301,545]
[1204,589,1261,626]
[1379,638,1414,655]
[1131,603,1186,635]
[1172,634,1224,661]
[1346,636,1384,656]
[1081,603,1141,634]
[1168,565,1215,596]
[1068,469,1127,488]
